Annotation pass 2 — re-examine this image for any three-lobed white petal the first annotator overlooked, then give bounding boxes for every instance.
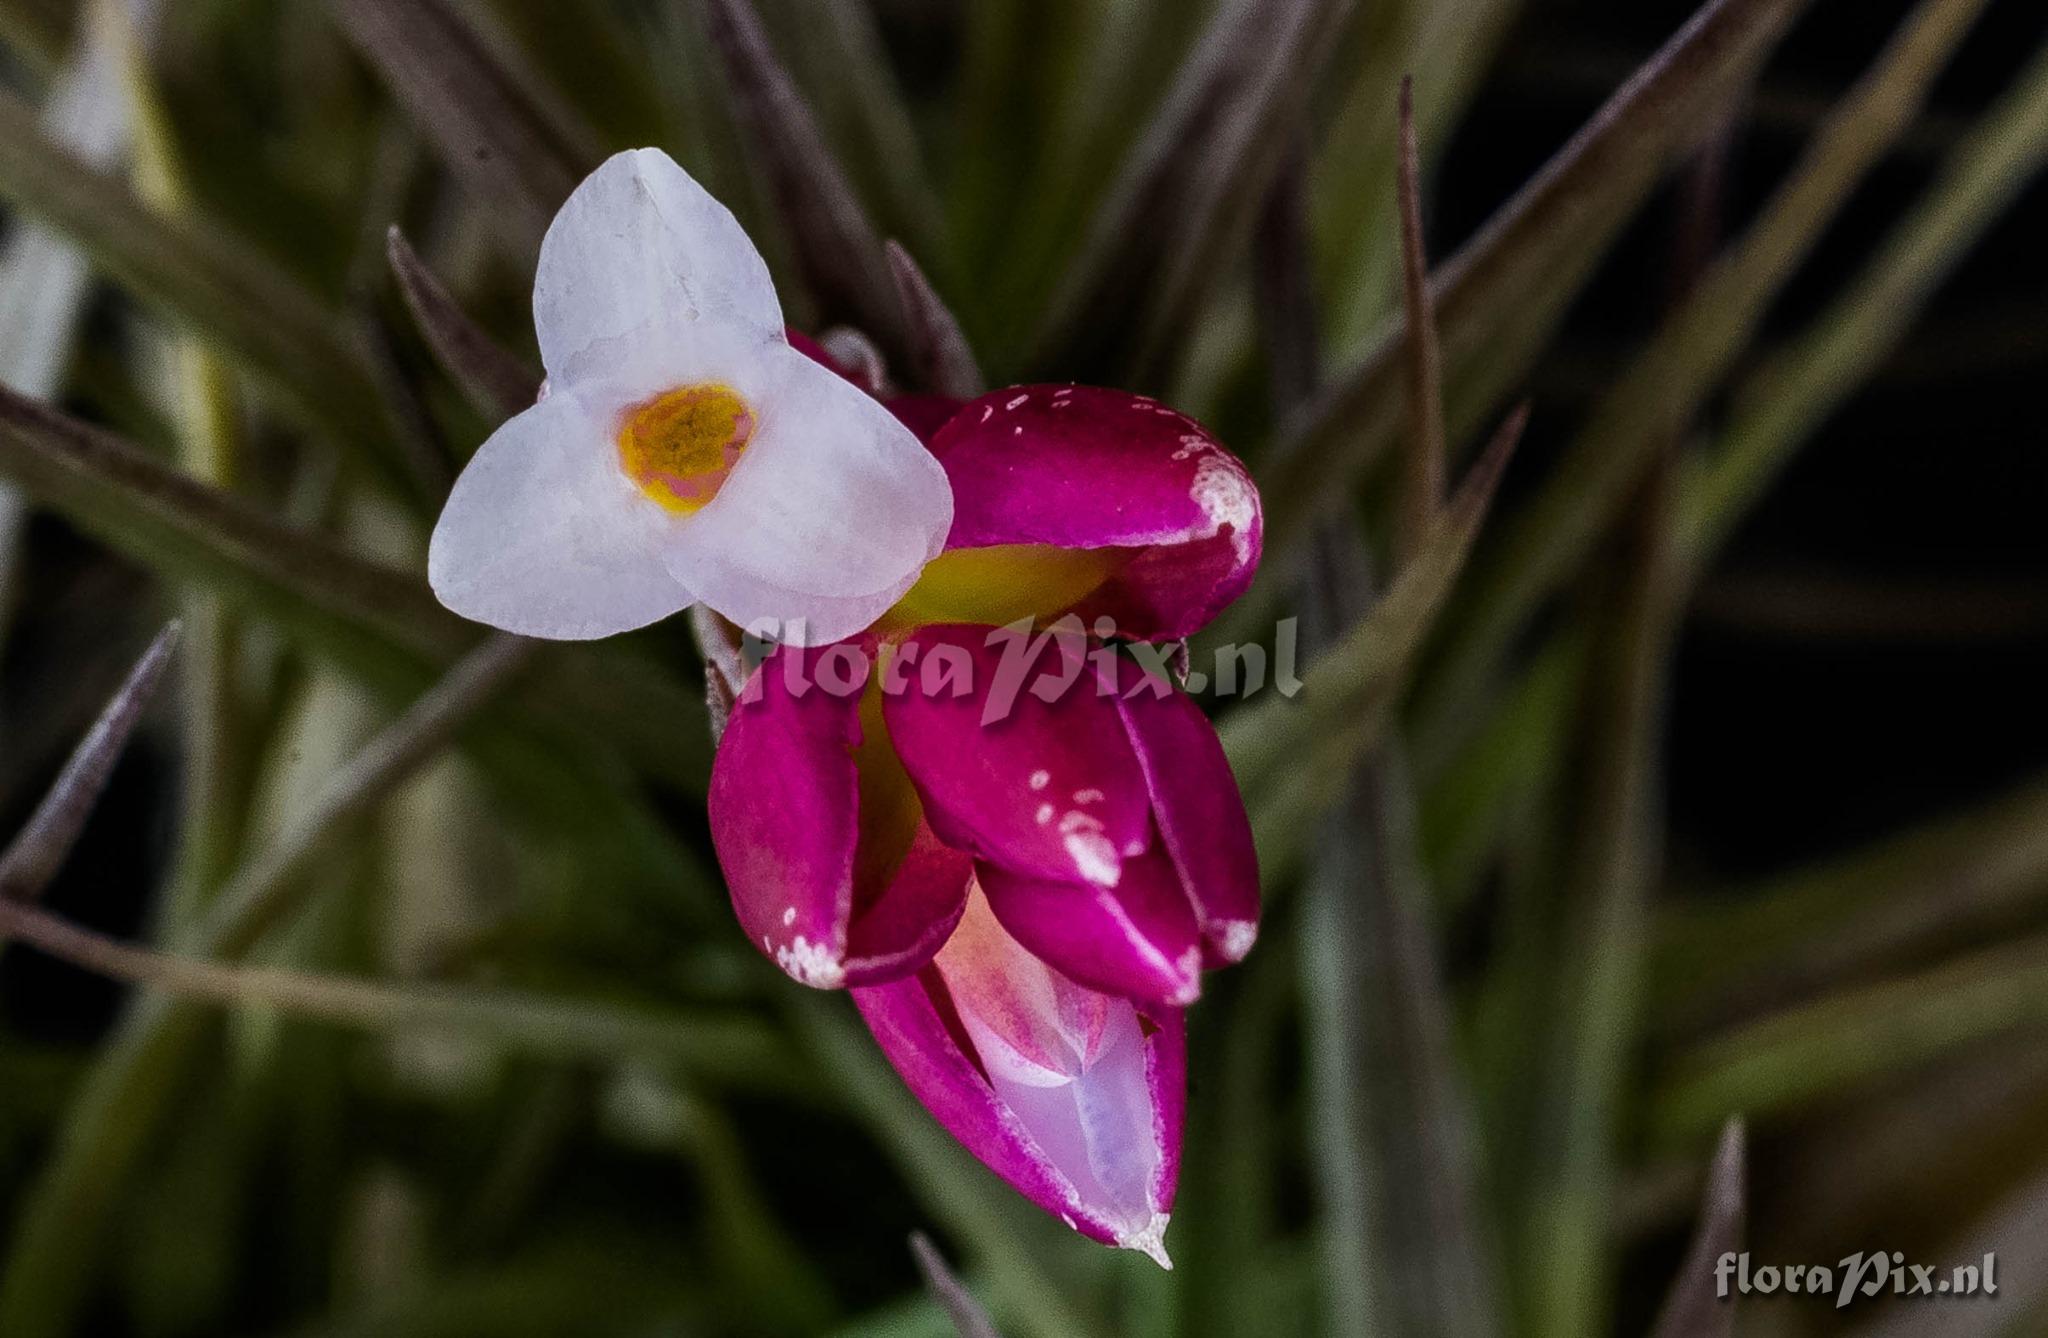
[427,391,692,640]
[534,147,781,387]
[428,148,953,645]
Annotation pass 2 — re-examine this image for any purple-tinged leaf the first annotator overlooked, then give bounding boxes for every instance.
[888,241,984,399]
[0,622,180,908]
[387,225,540,420]
[331,0,595,251]
[1262,0,1813,555]
[696,0,905,361]
[1033,0,1357,384]
[909,1233,1003,1338]
[1649,1120,1746,1338]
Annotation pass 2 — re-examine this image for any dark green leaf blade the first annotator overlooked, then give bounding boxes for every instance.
[1223,404,1528,866]
[1261,0,1813,556]
[1416,0,1993,753]
[0,384,465,679]
[0,90,411,491]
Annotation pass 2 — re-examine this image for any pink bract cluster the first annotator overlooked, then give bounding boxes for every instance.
[709,375,1263,1265]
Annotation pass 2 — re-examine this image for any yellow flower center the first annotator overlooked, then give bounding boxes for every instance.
[617,383,755,514]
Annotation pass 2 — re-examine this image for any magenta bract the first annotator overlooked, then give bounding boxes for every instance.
[705,381,1261,1260]
[852,889,1184,1264]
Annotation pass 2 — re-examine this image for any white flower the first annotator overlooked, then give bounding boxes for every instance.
[428,149,953,645]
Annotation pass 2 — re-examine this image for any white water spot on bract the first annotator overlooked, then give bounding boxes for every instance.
[979,405,993,424]
[1006,393,1030,410]
[774,936,845,988]
[1190,453,1257,562]
[1036,803,1055,826]
[1029,769,1051,790]
[1065,829,1122,886]
[781,906,797,928]
[1073,788,1105,805]
[1215,920,1258,960]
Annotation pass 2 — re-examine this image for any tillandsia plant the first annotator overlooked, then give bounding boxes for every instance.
[4,0,2048,1335]
[434,147,1266,1262]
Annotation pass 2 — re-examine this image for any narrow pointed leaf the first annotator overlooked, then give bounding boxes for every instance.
[1261,0,1812,555]
[1261,149,1506,1338]
[1649,1120,1746,1338]
[0,897,792,1085]
[1655,771,2048,1031]
[388,225,540,419]
[887,241,984,398]
[1312,0,1524,358]
[0,0,156,614]
[909,1233,1003,1338]
[0,635,533,1336]
[697,0,905,359]
[1034,0,1357,383]
[0,622,179,907]
[0,92,414,493]
[1651,932,2048,1143]
[1223,405,1528,859]
[755,0,945,258]
[0,384,466,678]
[1394,76,1447,563]
[473,0,674,148]
[330,0,594,251]
[0,382,709,792]
[1418,0,1993,747]
[1684,32,2048,559]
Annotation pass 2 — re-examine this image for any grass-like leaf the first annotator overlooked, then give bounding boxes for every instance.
[0,634,536,1335]
[0,384,466,680]
[887,241,985,399]
[1265,134,1506,1338]
[1654,772,2048,1034]
[0,90,417,494]
[1033,0,1357,385]
[909,1233,1002,1338]
[1223,404,1527,866]
[1683,33,2048,560]
[388,225,540,420]
[1260,0,1812,556]
[1508,433,1681,1338]
[0,621,179,909]
[1416,0,1992,748]
[1648,1120,1746,1338]
[0,896,793,1085]
[1651,932,2048,1144]
[753,0,945,263]
[697,0,906,362]
[330,0,595,253]
[1311,0,1525,358]
[0,0,148,614]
